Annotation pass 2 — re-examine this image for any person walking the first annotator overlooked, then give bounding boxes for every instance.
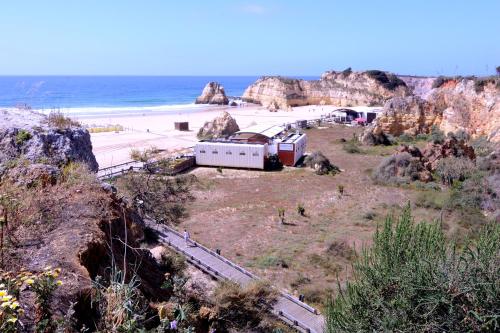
[183,229,190,246]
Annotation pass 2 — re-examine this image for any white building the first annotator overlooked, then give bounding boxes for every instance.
[194,124,307,169]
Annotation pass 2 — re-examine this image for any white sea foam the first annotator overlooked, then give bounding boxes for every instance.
[30,103,211,118]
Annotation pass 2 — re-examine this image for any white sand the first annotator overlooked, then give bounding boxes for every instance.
[76,104,377,168]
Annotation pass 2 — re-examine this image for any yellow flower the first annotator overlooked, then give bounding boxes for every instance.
[7,317,17,323]
[56,280,63,286]
[1,301,12,308]
[25,278,35,285]
[0,290,7,297]
[2,295,13,301]
[10,301,19,310]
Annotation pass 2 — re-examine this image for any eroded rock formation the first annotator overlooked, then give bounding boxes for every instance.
[195,82,229,105]
[197,111,240,140]
[242,70,409,110]
[365,77,500,142]
[373,137,476,184]
[0,109,99,174]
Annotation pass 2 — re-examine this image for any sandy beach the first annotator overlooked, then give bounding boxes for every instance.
[76,104,377,168]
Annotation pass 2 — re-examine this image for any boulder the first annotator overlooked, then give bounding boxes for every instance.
[0,109,99,174]
[195,82,229,105]
[197,111,240,140]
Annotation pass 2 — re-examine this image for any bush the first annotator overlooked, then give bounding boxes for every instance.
[115,173,195,225]
[471,136,494,157]
[435,156,476,185]
[296,203,305,216]
[304,151,340,175]
[372,153,423,185]
[15,129,32,145]
[325,206,500,332]
[342,140,363,154]
[341,67,352,77]
[213,281,277,330]
[432,76,452,89]
[414,191,447,210]
[397,133,413,143]
[430,125,445,144]
[47,111,80,129]
[365,70,406,91]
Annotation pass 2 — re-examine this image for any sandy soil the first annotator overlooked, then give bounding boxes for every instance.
[77,104,377,168]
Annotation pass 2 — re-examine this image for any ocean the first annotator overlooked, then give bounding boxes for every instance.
[0,76,315,117]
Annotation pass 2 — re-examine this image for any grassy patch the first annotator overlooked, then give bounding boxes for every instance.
[87,124,124,133]
[15,129,32,145]
[47,111,80,129]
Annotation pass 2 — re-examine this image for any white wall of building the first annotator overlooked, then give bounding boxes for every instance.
[293,134,307,166]
[195,142,267,169]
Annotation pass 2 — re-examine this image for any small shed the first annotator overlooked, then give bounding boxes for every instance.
[174,122,189,131]
[278,133,307,166]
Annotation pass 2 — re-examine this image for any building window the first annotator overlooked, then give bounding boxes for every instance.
[252,152,259,156]
[212,150,218,154]
[239,152,246,156]
[226,151,232,155]
[200,150,206,154]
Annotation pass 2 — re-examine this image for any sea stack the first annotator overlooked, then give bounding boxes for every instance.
[195,81,229,105]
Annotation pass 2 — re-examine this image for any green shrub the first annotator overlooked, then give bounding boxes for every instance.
[115,173,195,225]
[471,136,494,157]
[47,111,80,129]
[396,133,413,143]
[342,140,363,154]
[435,156,476,185]
[372,153,424,185]
[414,191,447,210]
[304,151,340,175]
[296,203,305,216]
[341,67,352,77]
[213,280,278,330]
[325,206,500,332]
[415,133,430,141]
[365,70,406,90]
[15,129,32,145]
[430,125,445,144]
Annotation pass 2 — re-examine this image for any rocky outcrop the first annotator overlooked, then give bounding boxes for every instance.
[398,76,436,99]
[365,77,500,142]
[369,96,441,137]
[195,82,229,105]
[0,109,99,174]
[242,70,409,110]
[373,137,476,184]
[197,111,240,140]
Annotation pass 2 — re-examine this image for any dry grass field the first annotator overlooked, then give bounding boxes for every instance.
[179,125,458,309]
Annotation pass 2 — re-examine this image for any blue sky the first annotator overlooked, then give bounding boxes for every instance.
[0,0,498,76]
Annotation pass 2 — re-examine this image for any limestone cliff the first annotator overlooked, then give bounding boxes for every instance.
[0,109,99,174]
[195,81,229,105]
[366,77,500,142]
[242,70,409,109]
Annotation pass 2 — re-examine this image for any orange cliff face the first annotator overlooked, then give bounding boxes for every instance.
[366,77,500,142]
[241,70,410,110]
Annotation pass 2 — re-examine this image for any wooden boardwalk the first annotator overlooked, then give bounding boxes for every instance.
[151,224,325,333]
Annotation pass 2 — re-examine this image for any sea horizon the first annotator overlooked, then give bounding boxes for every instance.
[0,76,317,115]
